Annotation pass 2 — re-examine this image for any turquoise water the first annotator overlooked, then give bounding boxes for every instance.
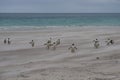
[0,13,120,29]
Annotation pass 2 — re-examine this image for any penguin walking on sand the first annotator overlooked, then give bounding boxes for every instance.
[56,39,60,46]
[29,40,35,47]
[44,41,52,50]
[4,38,7,44]
[51,42,57,50]
[105,38,114,46]
[47,38,52,44]
[93,39,99,48]
[68,43,77,53]
[8,38,11,45]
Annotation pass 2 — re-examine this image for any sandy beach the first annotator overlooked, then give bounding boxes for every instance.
[0,27,120,80]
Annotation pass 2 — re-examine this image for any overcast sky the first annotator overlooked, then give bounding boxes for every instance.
[0,0,120,13]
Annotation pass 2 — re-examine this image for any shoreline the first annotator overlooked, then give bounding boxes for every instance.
[0,26,120,31]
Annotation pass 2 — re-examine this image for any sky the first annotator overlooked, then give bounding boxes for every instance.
[0,0,120,13]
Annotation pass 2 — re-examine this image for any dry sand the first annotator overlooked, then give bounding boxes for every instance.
[0,27,120,80]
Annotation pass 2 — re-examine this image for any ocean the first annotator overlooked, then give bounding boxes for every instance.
[0,13,120,30]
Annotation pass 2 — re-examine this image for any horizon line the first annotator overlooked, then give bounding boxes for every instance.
[0,12,120,14]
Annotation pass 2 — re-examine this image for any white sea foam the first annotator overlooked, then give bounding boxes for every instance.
[0,25,120,31]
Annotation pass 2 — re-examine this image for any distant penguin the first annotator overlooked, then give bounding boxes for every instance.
[44,41,52,50]
[56,39,60,46]
[4,38,7,44]
[8,38,11,45]
[29,40,35,47]
[93,39,99,48]
[68,43,77,53]
[52,42,56,50]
